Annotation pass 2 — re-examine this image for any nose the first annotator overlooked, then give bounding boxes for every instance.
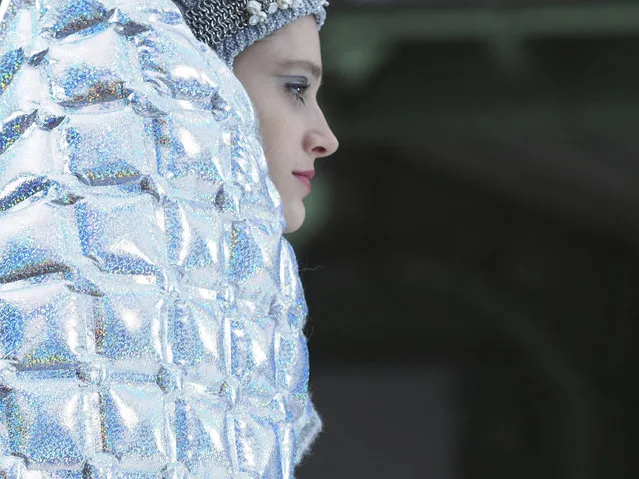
[304,108,339,159]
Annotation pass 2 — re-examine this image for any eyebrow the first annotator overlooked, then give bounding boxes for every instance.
[277,59,323,82]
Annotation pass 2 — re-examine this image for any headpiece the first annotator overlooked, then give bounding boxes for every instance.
[173,0,329,65]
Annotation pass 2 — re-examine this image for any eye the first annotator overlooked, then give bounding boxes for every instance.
[286,81,309,105]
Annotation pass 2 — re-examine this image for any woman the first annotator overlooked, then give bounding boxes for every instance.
[173,0,340,233]
[0,0,327,476]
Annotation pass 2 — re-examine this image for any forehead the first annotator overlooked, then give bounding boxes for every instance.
[259,16,322,63]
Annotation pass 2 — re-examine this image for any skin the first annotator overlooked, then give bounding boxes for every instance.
[233,16,339,233]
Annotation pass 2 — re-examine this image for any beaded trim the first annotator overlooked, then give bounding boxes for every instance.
[183,0,327,49]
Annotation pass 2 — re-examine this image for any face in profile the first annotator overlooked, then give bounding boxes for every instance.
[233,16,339,233]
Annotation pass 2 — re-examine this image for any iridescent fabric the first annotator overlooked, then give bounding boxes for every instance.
[0,0,320,476]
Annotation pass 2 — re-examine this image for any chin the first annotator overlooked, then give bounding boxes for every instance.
[283,201,306,234]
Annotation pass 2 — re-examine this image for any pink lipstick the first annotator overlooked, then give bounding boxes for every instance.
[293,170,315,192]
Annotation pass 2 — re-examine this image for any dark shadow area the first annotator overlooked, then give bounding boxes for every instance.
[293,2,639,477]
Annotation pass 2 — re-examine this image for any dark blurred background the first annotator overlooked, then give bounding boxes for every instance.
[289,0,639,478]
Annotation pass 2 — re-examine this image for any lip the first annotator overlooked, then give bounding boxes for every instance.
[293,170,315,192]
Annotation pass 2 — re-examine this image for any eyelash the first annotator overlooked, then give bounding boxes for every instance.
[286,82,309,105]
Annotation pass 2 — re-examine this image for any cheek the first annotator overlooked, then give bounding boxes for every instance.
[248,90,300,176]
[259,113,293,172]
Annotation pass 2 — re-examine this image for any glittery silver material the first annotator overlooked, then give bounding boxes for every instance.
[171,0,327,66]
[0,0,320,476]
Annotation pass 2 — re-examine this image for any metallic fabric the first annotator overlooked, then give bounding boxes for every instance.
[0,0,320,476]
[171,0,327,66]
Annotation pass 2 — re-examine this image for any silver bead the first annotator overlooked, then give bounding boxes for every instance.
[246,0,262,15]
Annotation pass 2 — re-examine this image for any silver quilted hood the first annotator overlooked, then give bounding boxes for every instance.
[0,0,320,476]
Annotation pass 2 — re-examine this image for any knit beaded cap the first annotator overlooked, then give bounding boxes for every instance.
[173,0,329,66]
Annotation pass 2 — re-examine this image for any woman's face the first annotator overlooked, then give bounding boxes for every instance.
[233,16,339,233]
